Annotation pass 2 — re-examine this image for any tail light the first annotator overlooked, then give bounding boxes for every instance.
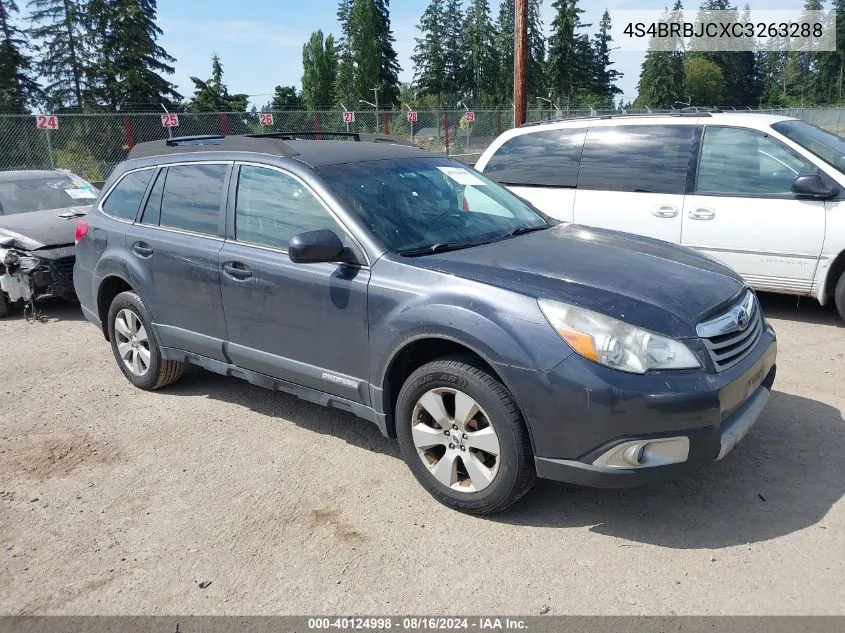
[75,219,89,244]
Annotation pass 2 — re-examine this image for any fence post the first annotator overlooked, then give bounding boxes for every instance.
[383,112,390,135]
[314,112,322,140]
[219,114,229,135]
[496,111,502,136]
[443,112,450,156]
[122,115,134,151]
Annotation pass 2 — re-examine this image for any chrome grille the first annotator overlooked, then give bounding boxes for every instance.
[697,290,763,372]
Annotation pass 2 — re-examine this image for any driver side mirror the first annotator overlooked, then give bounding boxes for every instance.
[792,173,837,200]
[288,229,349,264]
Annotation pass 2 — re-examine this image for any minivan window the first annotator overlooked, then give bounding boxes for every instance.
[483,128,587,187]
[772,119,845,175]
[159,164,227,235]
[696,126,815,196]
[319,157,548,254]
[235,165,346,250]
[577,125,694,195]
[102,169,153,221]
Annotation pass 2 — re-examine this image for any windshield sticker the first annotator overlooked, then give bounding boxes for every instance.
[437,166,486,187]
[65,188,97,200]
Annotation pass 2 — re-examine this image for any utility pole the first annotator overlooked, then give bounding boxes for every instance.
[371,87,381,132]
[513,0,528,127]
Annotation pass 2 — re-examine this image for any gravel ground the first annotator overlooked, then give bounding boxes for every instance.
[0,293,843,615]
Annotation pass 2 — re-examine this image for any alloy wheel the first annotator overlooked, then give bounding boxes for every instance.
[113,308,151,377]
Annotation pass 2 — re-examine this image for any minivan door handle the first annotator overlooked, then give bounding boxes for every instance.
[132,241,153,258]
[222,261,253,280]
[652,205,679,218]
[688,208,716,221]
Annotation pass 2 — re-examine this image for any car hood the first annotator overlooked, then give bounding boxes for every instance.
[410,224,747,339]
[0,206,89,250]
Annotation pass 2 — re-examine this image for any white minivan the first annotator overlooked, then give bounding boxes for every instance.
[474,112,845,320]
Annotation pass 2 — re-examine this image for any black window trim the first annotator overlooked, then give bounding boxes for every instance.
[98,166,157,224]
[227,161,371,268]
[691,124,821,201]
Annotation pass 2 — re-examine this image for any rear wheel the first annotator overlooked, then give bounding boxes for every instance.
[107,291,184,390]
[395,355,536,515]
[836,272,845,322]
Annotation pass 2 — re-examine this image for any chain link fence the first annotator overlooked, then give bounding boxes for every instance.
[3,106,845,183]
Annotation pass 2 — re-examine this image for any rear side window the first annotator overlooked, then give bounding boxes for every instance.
[102,169,153,220]
[483,128,586,187]
[577,125,694,195]
[139,169,165,225]
[159,164,228,235]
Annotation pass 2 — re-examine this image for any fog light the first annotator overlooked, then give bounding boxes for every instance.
[593,437,690,469]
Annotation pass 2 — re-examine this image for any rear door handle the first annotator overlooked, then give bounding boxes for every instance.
[132,241,153,257]
[652,205,679,218]
[688,208,716,221]
[222,261,253,280]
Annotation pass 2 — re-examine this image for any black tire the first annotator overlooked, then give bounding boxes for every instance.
[107,291,184,390]
[836,272,845,322]
[0,292,11,318]
[395,355,536,515]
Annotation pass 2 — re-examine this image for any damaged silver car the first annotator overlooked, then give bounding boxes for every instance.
[0,170,99,319]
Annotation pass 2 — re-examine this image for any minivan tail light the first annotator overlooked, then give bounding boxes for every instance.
[75,219,89,244]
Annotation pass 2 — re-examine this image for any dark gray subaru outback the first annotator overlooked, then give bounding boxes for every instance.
[74,133,777,514]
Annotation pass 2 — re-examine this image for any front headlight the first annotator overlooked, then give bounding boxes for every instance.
[538,299,701,374]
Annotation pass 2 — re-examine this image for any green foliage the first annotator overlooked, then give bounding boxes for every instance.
[301,31,337,110]
[27,0,89,108]
[461,0,497,105]
[546,0,594,107]
[413,0,447,106]
[371,0,401,106]
[0,0,40,112]
[269,85,302,110]
[684,56,725,105]
[442,0,464,105]
[188,54,248,112]
[590,9,621,107]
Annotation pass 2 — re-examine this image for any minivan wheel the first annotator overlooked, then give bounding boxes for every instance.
[107,291,184,390]
[395,356,536,515]
[835,272,845,322]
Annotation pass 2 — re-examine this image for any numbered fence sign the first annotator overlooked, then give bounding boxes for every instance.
[259,113,274,126]
[343,111,356,124]
[161,113,180,128]
[36,115,59,130]
[465,111,476,123]
[407,111,418,123]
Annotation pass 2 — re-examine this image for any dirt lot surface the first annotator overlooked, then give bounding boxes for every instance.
[1,294,843,615]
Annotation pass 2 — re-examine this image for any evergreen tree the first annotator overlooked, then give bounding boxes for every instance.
[546,0,594,107]
[87,0,181,110]
[413,0,447,106]
[462,0,496,105]
[526,0,545,101]
[813,0,845,103]
[372,0,401,106]
[335,0,355,105]
[443,0,464,104]
[188,54,248,112]
[634,6,683,109]
[0,0,40,112]
[301,30,338,109]
[590,9,621,107]
[28,0,89,108]
[269,85,301,110]
[493,0,514,104]
[349,0,380,104]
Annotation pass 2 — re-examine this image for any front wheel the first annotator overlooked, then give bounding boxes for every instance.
[836,272,845,322]
[395,356,536,515]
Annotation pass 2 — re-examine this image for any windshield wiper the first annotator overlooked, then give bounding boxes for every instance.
[490,224,551,241]
[398,241,478,257]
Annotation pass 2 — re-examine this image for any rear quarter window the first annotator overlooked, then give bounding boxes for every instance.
[577,125,694,195]
[482,127,587,187]
[101,169,154,221]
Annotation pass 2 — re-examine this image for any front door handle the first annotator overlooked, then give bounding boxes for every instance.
[222,261,253,280]
[652,205,679,218]
[132,241,153,258]
[688,208,716,221]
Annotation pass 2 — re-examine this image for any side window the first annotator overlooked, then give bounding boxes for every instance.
[235,165,346,250]
[578,125,694,194]
[483,128,586,187]
[159,164,228,235]
[101,169,153,220]
[139,168,165,225]
[696,127,816,196]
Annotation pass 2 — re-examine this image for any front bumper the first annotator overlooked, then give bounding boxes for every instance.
[498,325,777,488]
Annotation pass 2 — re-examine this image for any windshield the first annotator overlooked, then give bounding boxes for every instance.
[318,157,550,255]
[0,174,99,216]
[772,120,845,175]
